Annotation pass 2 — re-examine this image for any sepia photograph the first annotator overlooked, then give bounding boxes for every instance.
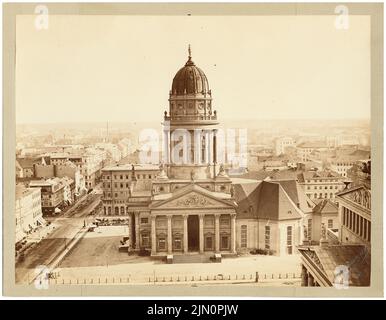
[2,2,383,298]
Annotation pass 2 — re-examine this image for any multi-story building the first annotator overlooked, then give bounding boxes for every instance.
[34,160,86,199]
[69,148,106,189]
[296,141,329,162]
[15,184,45,243]
[29,178,67,215]
[15,157,42,178]
[297,174,371,287]
[330,150,370,178]
[49,148,106,189]
[297,169,346,201]
[95,143,122,163]
[275,137,295,156]
[101,164,159,216]
[336,185,371,248]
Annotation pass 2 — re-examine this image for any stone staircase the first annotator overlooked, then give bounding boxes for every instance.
[172,253,213,264]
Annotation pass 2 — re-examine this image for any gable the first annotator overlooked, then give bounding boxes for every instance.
[151,189,236,210]
[337,186,371,211]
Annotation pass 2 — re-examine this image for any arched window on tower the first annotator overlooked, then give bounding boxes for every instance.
[201,135,206,163]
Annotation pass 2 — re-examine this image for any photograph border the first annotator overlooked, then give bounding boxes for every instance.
[3,2,383,297]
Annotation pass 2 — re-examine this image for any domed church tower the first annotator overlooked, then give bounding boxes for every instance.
[162,46,220,180]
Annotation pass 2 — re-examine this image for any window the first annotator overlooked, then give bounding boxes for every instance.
[287,226,293,255]
[241,225,247,248]
[120,183,123,188]
[141,218,149,224]
[328,219,333,229]
[221,235,230,250]
[265,226,270,250]
[141,234,149,247]
[174,237,182,250]
[120,207,125,215]
[120,175,123,179]
[158,237,166,251]
[125,175,129,179]
[114,207,119,215]
[205,235,213,250]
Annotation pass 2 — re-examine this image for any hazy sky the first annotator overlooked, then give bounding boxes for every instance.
[16,15,370,124]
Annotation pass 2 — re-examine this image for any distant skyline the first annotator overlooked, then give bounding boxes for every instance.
[16,15,370,124]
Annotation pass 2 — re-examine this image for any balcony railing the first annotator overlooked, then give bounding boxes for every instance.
[164,114,217,121]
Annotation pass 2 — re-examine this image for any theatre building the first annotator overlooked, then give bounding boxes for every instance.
[101,49,311,258]
[297,184,371,287]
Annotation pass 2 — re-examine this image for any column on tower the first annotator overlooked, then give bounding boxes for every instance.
[206,130,213,164]
[194,129,202,165]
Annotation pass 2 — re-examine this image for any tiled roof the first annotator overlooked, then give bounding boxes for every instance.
[312,199,338,215]
[234,169,301,181]
[301,245,371,286]
[298,170,341,182]
[234,180,304,220]
[276,180,315,213]
[16,157,41,169]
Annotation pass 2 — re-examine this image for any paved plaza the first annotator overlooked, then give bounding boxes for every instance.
[55,226,302,286]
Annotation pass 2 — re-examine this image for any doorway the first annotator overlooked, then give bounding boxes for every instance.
[188,215,199,251]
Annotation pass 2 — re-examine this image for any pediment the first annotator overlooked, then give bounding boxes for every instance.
[339,186,371,210]
[151,189,235,209]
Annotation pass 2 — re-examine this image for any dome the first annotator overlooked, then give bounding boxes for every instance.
[171,50,210,95]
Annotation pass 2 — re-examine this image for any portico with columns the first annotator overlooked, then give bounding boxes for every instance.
[149,183,237,256]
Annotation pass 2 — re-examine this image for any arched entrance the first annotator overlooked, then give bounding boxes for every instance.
[188,215,199,251]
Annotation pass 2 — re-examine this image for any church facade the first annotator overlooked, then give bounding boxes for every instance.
[101,49,311,257]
